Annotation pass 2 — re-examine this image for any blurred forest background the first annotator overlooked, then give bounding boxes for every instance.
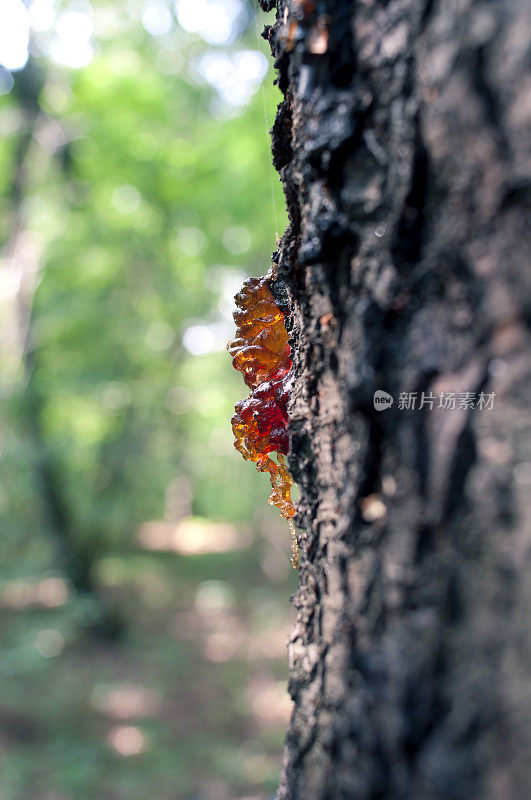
[0,2,297,799]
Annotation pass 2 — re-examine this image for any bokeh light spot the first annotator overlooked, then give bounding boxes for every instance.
[0,0,29,71]
[175,0,243,45]
[182,321,231,356]
[142,2,172,36]
[28,0,55,32]
[35,629,65,658]
[107,725,147,757]
[174,226,206,256]
[112,184,141,214]
[223,226,252,254]
[49,8,94,69]
[198,49,268,107]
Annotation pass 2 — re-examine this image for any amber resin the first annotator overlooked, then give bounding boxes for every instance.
[228,275,298,567]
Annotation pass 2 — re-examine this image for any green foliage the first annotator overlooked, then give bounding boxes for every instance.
[0,2,295,798]
[1,0,287,559]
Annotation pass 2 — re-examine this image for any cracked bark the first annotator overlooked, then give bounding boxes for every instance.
[260,1,531,798]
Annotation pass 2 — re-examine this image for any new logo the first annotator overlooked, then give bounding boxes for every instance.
[373,390,394,410]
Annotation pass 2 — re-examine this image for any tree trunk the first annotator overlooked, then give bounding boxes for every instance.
[261,1,531,798]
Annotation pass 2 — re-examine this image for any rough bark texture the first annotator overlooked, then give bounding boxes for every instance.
[262,1,531,798]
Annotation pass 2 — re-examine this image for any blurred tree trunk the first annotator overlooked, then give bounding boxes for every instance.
[9,69,95,597]
[262,0,531,798]
[3,64,121,638]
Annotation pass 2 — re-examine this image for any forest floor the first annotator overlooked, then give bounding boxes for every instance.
[0,523,297,800]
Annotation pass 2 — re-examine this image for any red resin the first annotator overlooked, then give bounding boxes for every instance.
[228,276,295,526]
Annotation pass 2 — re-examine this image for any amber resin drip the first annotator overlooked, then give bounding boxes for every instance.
[228,275,298,567]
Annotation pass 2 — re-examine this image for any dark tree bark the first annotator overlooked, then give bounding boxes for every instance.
[261,1,531,798]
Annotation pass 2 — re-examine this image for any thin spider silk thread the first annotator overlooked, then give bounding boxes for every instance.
[258,29,297,560]
[231,15,299,569]
[261,84,279,243]
[255,10,279,243]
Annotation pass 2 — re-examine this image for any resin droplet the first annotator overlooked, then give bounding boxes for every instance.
[228,275,297,564]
